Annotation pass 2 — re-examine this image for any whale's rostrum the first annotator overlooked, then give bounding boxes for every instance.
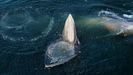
[63,14,77,43]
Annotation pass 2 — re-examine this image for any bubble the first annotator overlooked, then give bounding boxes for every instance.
[0,7,54,55]
[0,8,54,42]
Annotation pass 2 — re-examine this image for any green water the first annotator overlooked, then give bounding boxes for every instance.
[0,0,133,75]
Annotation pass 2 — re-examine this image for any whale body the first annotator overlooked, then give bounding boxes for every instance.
[45,14,80,68]
[77,16,133,36]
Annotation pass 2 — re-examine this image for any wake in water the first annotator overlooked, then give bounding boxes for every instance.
[0,7,54,55]
[0,4,132,55]
[0,7,54,42]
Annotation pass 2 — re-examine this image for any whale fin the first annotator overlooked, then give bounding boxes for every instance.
[63,14,77,43]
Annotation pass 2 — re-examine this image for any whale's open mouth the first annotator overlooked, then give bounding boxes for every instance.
[45,14,80,68]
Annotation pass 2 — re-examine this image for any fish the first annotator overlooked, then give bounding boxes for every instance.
[45,14,80,68]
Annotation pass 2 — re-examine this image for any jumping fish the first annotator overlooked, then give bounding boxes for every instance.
[45,14,80,68]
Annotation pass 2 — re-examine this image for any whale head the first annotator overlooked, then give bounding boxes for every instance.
[45,14,80,68]
[63,14,78,44]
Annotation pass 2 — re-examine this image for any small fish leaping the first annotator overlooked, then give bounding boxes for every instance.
[45,14,80,68]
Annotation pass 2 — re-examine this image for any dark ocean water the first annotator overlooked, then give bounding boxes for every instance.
[0,0,133,75]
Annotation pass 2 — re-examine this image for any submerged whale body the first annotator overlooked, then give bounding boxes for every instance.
[77,10,133,37]
[45,14,80,68]
[99,10,133,36]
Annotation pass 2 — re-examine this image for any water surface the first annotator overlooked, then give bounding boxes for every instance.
[0,0,133,75]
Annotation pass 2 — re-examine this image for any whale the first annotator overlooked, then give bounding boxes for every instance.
[45,14,80,68]
[77,16,133,36]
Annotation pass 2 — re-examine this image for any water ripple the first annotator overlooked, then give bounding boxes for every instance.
[0,7,54,42]
[0,0,12,4]
[0,7,54,55]
[0,0,29,6]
